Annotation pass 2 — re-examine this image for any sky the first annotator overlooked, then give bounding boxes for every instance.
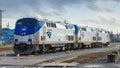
[0,0,120,33]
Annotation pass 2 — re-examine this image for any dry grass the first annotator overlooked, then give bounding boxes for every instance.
[0,47,12,52]
[110,42,120,46]
[61,51,112,63]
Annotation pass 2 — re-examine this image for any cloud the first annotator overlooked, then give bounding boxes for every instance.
[86,4,113,12]
[80,14,120,27]
[0,0,120,32]
[0,0,97,18]
[0,0,119,18]
[112,0,120,2]
[0,0,40,8]
[79,12,120,32]
[98,13,120,27]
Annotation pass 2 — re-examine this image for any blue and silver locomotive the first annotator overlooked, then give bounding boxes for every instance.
[13,17,110,54]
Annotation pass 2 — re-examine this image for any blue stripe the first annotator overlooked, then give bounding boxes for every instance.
[34,21,41,33]
[74,25,79,35]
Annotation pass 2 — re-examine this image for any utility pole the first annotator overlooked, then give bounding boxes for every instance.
[7,22,9,29]
[0,10,5,44]
[0,10,5,36]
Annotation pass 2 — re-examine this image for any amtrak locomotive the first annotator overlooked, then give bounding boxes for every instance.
[13,17,110,54]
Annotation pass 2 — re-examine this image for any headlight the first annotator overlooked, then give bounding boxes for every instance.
[21,32,26,35]
[21,33,24,35]
[23,32,26,35]
[15,41,19,45]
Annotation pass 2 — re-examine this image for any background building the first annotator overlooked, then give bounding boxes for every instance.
[0,28,14,44]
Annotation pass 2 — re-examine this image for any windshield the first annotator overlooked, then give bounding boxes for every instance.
[16,20,36,26]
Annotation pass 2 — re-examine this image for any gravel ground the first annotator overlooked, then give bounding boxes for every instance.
[78,55,120,68]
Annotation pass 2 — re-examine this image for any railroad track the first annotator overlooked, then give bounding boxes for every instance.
[0,46,120,67]
[0,42,117,54]
[0,44,120,67]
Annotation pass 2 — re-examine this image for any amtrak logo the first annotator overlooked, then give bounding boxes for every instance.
[67,25,73,29]
[47,32,52,38]
[22,27,27,31]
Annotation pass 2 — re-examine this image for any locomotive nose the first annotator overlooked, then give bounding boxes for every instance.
[21,26,27,31]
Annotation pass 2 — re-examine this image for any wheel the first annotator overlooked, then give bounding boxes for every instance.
[44,45,50,52]
[81,45,85,49]
[91,43,94,48]
[39,45,50,53]
[99,43,103,48]
[89,44,92,48]
[78,45,81,49]
[39,45,43,53]
[78,43,82,49]
[65,44,70,50]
